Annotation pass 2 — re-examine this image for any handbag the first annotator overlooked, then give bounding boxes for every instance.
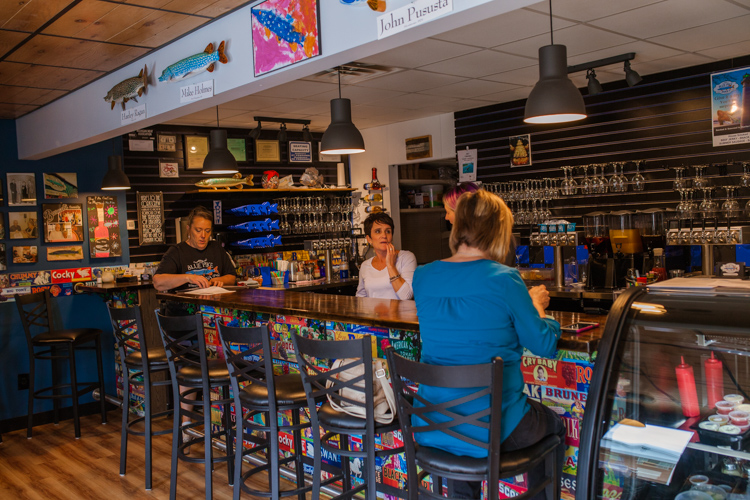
[326,358,397,424]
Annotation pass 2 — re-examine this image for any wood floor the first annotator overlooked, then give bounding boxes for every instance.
[0,411,300,500]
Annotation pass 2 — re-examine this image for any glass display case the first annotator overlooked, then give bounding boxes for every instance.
[578,286,750,500]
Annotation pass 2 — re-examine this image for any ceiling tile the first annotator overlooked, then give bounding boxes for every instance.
[418,50,536,78]
[525,0,666,23]
[589,0,748,39]
[255,80,339,98]
[195,0,253,17]
[356,69,467,92]
[108,11,207,47]
[629,52,717,75]
[1,86,66,105]
[358,38,481,69]
[495,24,636,59]
[221,95,293,111]
[0,30,29,55]
[431,9,575,48]
[0,0,72,32]
[368,93,460,110]
[429,98,504,113]
[0,61,103,90]
[647,14,750,52]
[43,2,137,39]
[481,65,542,87]
[467,87,532,105]
[217,111,257,125]
[0,102,38,119]
[698,39,750,59]
[731,0,750,8]
[303,85,405,104]
[420,79,522,98]
[566,41,684,69]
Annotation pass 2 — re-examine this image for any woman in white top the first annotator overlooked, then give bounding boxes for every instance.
[356,212,417,300]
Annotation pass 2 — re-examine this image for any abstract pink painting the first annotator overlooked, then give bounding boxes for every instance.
[251,0,321,77]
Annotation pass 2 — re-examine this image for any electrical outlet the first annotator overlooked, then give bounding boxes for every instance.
[18,373,29,390]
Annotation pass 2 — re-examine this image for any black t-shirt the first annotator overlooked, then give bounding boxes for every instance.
[155,241,236,291]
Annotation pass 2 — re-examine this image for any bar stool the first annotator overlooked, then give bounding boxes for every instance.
[15,290,107,438]
[291,332,404,499]
[155,310,235,500]
[384,348,564,500]
[106,304,173,490]
[217,322,313,500]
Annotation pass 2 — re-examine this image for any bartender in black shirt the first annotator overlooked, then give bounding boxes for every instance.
[154,206,236,291]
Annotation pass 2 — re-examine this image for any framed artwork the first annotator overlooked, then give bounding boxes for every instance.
[160,161,179,178]
[87,195,122,258]
[405,135,432,161]
[12,246,37,264]
[8,211,38,239]
[0,243,6,271]
[251,0,321,77]
[157,133,177,152]
[0,177,3,206]
[0,213,4,239]
[42,203,84,243]
[184,135,209,170]
[44,173,78,199]
[47,245,84,261]
[7,173,36,206]
[509,134,532,167]
[227,138,247,162]
[255,140,280,162]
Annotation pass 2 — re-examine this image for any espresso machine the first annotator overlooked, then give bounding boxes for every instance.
[584,211,617,289]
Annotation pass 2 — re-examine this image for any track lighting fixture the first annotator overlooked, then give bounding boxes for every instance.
[248,121,262,140]
[624,60,642,87]
[586,69,603,96]
[277,123,287,143]
[302,124,313,143]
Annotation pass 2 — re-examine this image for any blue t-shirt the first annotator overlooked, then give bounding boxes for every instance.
[413,259,560,458]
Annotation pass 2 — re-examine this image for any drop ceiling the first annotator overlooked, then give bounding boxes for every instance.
[3,0,750,134]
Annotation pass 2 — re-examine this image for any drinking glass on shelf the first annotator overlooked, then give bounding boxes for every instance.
[631,162,646,191]
[699,188,717,219]
[581,166,592,195]
[590,165,603,194]
[693,165,708,190]
[672,167,686,190]
[741,162,750,188]
[598,164,609,194]
[722,186,741,219]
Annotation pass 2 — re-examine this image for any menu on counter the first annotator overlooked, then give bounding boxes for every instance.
[136,192,165,246]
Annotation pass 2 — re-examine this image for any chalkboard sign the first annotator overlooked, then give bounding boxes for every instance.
[137,192,165,246]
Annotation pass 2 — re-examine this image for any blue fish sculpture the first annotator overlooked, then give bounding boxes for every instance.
[228,202,278,217]
[159,41,228,83]
[233,235,283,249]
[228,218,279,233]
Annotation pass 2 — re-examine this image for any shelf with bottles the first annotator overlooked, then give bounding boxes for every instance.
[187,187,355,194]
[363,167,386,214]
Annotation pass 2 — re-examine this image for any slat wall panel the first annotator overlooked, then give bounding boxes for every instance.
[455,56,750,225]
[122,124,334,263]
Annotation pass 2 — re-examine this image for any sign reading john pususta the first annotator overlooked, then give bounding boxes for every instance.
[136,192,165,246]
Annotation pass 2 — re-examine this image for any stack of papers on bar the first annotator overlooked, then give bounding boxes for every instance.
[182,286,233,295]
[650,278,750,290]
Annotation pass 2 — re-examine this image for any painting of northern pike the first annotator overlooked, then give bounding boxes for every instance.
[159,42,228,83]
[47,246,84,262]
[251,0,320,76]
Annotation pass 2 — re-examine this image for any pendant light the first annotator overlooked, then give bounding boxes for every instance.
[203,106,239,175]
[524,0,586,124]
[321,68,365,155]
[101,139,130,190]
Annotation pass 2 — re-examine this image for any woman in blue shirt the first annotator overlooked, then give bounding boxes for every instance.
[413,189,564,499]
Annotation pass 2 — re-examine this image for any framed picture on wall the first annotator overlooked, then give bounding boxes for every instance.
[0,213,4,239]
[8,211,37,239]
[255,140,280,162]
[42,203,84,243]
[7,173,36,206]
[184,135,209,170]
[43,173,78,199]
[0,177,3,206]
[0,243,6,271]
[227,138,247,162]
[159,161,179,178]
[157,133,177,152]
[12,245,37,264]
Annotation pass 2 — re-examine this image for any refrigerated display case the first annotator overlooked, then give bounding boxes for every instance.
[578,286,750,499]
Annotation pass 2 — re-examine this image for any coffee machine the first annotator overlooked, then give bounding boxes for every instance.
[584,211,617,289]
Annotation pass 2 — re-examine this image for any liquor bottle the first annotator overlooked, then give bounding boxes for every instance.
[94,203,110,258]
[363,167,382,191]
[362,193,383,203]
[364,205,385,214]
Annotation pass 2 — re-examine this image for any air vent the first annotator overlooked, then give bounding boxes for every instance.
[303,63,405,85]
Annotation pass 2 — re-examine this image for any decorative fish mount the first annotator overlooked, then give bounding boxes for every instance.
[228,201,278,217]
[194,173,254,190]
[233,234,283,249]
[228,218,280,233]
[104,64,149,110]
[159,41,228,83]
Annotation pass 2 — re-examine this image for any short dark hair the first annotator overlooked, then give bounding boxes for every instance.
[187,206,213,228]
[363,212,394,237]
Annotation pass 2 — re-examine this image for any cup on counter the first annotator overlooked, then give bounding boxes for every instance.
[724,394,744,405]
[708,414,730,425]
[729,410,750,426]
[715,401,737,415]
[688,474,709,486]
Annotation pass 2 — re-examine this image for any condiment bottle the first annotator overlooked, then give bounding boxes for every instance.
[705,352,724,408]
[675,356,700,417]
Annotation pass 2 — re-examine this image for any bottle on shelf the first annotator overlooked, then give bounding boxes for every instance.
[363,167,382,191]
[364,205,385,214]
[362,193,383,203]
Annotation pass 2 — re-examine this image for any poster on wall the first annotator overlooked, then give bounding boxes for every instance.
[0,243,6,271]
[87,196,122,258]
[711,66,750,146]
[43,173,78,199]
[457,148,477,182]
[251,0,321,77]
[7,173,36,206]
[42,203,84,243]
[12,246,37,264]
[47,246,84,261]
[8,211,37,239]
[0,213,4,238]
[136,192,165,246]
[510,134,532,167]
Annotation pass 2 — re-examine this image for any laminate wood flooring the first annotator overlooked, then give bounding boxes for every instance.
[0,411,303,500]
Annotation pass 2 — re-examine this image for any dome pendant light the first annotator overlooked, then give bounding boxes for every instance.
[524,0,586,124]
[321,68,365,155]
[203,106,239,175]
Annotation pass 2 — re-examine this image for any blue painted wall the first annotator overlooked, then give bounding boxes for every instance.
[0,120,128,425]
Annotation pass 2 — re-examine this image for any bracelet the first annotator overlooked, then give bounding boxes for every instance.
[389,274,401,283]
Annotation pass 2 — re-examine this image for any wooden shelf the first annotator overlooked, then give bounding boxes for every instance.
[398,179,455,188]
[186,187,356,194]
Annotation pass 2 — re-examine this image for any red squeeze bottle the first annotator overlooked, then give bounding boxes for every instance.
[675,357,700,417]
[705,352,724,409]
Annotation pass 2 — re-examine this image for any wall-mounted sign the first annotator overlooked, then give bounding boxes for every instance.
[136,192,165,246]
[121,103,146,125]
[184,135,209,170]
[255,139,281,162]
[711,66,750,147]
[157,133,177,152]
[405,135,432,161]
[509,134,532,167]
[457,148,477,182]
[180,79,214,104]
[128,139,154,152]
[159,161,179,178]
[289,141,313,163]
[377,0,453,40]
[227,138,247,161]
[213,200,222,225]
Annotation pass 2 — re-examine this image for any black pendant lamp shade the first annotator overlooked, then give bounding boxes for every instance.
[202,129,239,175]
[524,45,587,124]
[321,98,365,155]
[101,155,131,190]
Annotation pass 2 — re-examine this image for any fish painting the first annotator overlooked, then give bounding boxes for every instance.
[46,246,84,261]
[104,65,149,110]
[194,172,254,190]
[159,41,228,83]
[252,9,315,57]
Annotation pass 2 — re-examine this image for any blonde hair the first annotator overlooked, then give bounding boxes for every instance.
[449,190,514,264]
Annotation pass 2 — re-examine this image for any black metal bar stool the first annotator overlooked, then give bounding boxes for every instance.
[155,310,234,500]
[217,322,315,500]
[107,304,173,490]
[385,348,564,500]
[291,332,404,500]
[15,290,107,438]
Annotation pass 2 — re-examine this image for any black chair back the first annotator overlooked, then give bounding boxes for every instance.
[385,347,504,499]
[216,322,273,408]
[154,311,209,396]
[15,291,53,344]
[106,304,151,370]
